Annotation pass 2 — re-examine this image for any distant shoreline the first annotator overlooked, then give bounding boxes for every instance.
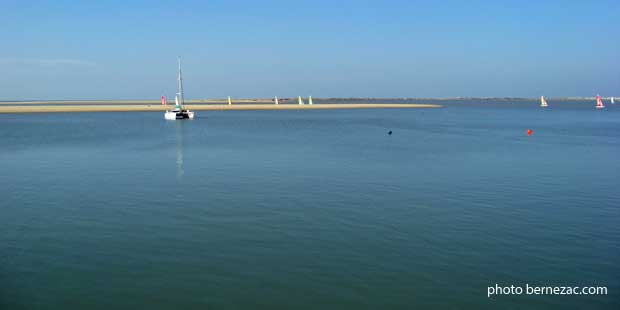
[0,99,275,105]
[0,103,441,114]
[0,97,611,105]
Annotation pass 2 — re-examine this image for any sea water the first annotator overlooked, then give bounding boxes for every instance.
[1,100,618,309]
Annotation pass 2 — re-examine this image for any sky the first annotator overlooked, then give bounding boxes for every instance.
[0,0,618,100]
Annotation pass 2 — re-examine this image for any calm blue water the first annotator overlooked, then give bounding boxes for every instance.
[1,100,619,309]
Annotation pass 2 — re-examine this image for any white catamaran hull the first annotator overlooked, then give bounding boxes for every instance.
[165,110,195,120]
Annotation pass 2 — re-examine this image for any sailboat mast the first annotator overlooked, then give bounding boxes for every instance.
[177,57,185,107]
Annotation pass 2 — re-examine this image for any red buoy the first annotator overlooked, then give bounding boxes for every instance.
[527,129,533,136]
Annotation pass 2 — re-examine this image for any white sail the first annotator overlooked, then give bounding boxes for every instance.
[611,97,615,104]
[175,95,179,107]
[308,96,313,105]
[540,95,548,107]
[298,96,304,105]
[275,96,279,105]
[177,57,184,109]
[228,96,232,105]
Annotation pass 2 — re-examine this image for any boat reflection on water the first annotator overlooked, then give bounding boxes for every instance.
[175,122,184,179]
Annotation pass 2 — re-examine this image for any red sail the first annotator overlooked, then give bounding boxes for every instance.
[596,95,605,108]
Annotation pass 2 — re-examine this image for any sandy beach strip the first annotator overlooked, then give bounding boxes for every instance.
[0,99,276,105]
[0,103,441,114]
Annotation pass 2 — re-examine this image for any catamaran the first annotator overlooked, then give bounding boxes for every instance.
[596,95,605,109]
[164,57,195,120]
[540,95,548,107]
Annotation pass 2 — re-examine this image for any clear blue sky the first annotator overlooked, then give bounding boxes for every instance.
[1,0,618,100]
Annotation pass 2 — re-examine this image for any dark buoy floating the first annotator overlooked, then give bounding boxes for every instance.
[388,130,392,135]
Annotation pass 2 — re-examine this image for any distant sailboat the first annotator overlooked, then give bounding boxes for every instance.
[298,96,305,105]
[308,96,313,105]
[274,96,279,105]
[164,57,195,120]
[596,95,605,109]
[228,96,232,105]
[540,96,548,107]
[611,97,615,104]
